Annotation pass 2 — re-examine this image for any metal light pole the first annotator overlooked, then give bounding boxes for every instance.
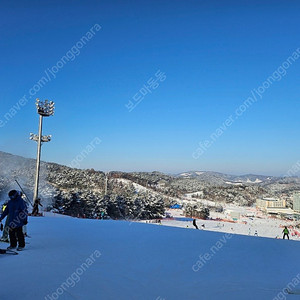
[30,99,55,203]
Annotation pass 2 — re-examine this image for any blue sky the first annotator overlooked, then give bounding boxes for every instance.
[0,0,300,175]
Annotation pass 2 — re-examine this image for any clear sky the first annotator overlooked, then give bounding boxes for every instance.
[0,0,300,176]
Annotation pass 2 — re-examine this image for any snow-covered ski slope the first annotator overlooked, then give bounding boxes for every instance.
[1,214,299,300]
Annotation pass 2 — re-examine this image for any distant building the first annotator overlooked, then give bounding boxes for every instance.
[293,193,300,212]
[225,210,240,220]
[256,198,286,209]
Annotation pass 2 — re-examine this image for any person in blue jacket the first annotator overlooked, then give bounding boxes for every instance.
[0,190,28,251]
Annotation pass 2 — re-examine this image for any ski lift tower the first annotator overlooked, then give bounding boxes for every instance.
[30,99,55,204]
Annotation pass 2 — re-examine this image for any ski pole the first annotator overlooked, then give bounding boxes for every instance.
[15,179,33,207]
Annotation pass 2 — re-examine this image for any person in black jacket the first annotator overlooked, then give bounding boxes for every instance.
[193,218,198,230]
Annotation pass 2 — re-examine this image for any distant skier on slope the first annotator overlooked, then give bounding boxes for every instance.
[0,190,28,251]
[283,226,290,240]
[100,211,105,219]
[193,219,198,230]
[32,198,43,216]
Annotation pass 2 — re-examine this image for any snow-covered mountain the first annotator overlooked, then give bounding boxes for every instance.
[0,151,165,220]
[176,171,277,184]
[1,151,300,216]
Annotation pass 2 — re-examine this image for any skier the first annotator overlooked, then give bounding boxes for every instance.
[100,211,105,219]
[193,218,198,230]
[0,190,28,251]
[254,230,258,236]
[283,226,289,240]
[0,202,10,243]
[32,198,43,216]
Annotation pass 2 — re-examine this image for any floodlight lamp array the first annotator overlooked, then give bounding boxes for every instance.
[36,99,55,117]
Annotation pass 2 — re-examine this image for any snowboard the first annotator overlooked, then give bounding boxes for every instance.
[0,239,9,243]
[287,289,300,295]
[0,249,18,255]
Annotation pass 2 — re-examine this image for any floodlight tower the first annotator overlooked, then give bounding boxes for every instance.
[30,99,55,203]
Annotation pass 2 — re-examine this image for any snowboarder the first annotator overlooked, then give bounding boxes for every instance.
[254,230,258,236]
[283,226,289,240]
[193,219,198,230]
[0,190,28,251]
[32,198,43,216]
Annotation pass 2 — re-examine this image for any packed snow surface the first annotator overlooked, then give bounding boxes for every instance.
[158,209,300,241]
[1,214,300,300]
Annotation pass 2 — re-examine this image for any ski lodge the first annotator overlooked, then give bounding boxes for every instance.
[256,197,286,209]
